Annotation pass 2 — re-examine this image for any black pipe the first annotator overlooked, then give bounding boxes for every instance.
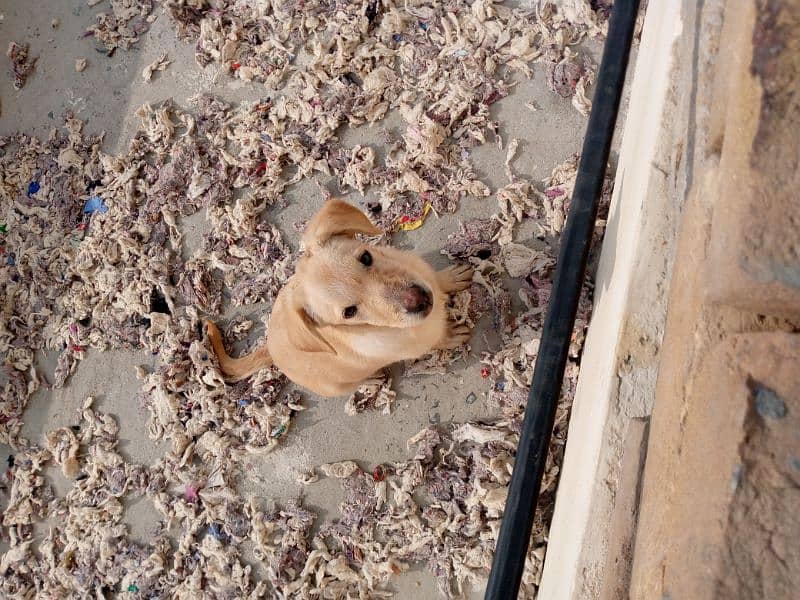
[484,1,641,598]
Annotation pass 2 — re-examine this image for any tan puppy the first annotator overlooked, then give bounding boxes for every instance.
[205,199,473,397]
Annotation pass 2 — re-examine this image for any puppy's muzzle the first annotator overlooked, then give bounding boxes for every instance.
[403,284,433,316]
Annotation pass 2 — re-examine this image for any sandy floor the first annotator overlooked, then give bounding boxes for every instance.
[0,2,610,596]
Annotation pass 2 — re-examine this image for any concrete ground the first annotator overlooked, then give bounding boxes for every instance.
[1,1,612,596]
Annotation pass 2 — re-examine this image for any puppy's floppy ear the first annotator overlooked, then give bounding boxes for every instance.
[302,199,382,249]
[286,300,336,355]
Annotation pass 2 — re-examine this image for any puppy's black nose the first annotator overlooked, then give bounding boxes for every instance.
[403,284,432,315]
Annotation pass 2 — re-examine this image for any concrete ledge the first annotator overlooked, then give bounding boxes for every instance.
[706,0,800,319]
[598,417,649,600]
[632,331,800,599]
[538,1,685,597]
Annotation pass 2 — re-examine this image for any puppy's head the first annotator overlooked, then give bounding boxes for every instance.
[293,199,439,329]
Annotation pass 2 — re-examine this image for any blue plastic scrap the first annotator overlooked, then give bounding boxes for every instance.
[27,181,40,197]
[83,196,109,214]
[208,523,227,542]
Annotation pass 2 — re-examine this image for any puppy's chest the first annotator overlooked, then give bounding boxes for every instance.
[345,328,415,360]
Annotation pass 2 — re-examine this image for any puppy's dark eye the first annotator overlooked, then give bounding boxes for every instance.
[359,251,372,267]
[343,306,358,319]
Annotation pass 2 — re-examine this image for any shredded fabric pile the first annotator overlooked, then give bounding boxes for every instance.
[1,1,617,597]
[85,0,156,56]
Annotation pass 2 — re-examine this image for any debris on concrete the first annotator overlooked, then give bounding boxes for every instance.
[86,0,154,55]
[320,460,361,479]
[442,218,500,261]
[547,47,594,100]
[505,137,520,182]
[573,73,594,116]
[346,371,396,416]
[6,42,36,90]
[296,468,319,485]
[141,53,170,82]
[0,1,618,597]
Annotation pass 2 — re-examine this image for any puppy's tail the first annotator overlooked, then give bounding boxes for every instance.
[204,319,273,381]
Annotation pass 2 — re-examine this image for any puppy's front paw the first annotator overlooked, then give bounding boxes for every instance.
[437,264,474,293]
[436,323,471,350]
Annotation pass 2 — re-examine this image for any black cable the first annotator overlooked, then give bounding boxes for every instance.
[484,1,641,597]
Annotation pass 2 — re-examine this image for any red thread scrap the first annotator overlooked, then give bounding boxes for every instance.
[70,345,85,352]
[185,483,199,503]
[480,367,490,379]
[399,215,410,224]
[352,544,364,563]
[484,88,506,105]
[372,465,386,482]
[231,62,241,70]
